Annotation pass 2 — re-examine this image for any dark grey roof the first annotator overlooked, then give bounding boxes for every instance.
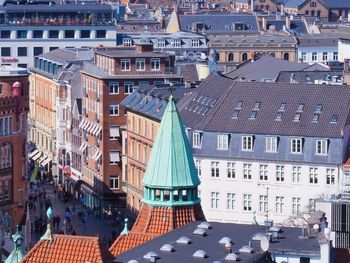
[263,19,307,34]
[225,55,310,82]
[95,47,170,58]
[1,3,114,13]
[179,13,259,33]
[177,72,350,138]
[275,70,343,84]
[283,0,304,8]
[113,221,320,263]
[322,0,350,8]
[39,48,92,65]
[121,86,194,120]
[178,64,199,83]
[297,36,338,47]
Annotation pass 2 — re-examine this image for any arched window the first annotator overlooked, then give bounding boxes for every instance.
[0,143,12,169]
[270,53,275,57]
[283,53,289,61]
[228,53,234,62]
[242,53,248,61]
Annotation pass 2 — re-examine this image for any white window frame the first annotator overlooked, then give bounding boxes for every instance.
[136,58,145,71]
[301,52,306,61]
[322,52,328,61]
[191,39,200,47]
[242,135,253,151]
[109,104,119,116]
[316,139,328,155]
[124,82,134,95]
[333,52,338,61]
[123,38,132,47]
[109,151,120,165]
[172,39,181,48]
[243,194,252,211]
[291,138,302,154]
[292,166,301,183]
[109,125,120,140]
[211,161,220,178]
[276,165,285,182]
[226,192,235,210]
[157,39,165,48]
[259,195,268,212]
[311,52,317,61]
[259,164,268,181]
[275,196,284,213]
[150,58,160,71]
[292,197,301,214]
[210,192,219,209]
[309,167,318,184]
[227,162,235,179]
[192,132,202,148]
[121,59,130,71]
[217,134,229,150]
[110,176,119,189]
[109,82,119,94]
[243,163,252,180]
[266,136,277,152]
[326,168,335,185]
[195,159,201,177]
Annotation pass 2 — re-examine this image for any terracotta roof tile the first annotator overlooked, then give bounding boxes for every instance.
[109,204,205,256]
[21,235,113,263]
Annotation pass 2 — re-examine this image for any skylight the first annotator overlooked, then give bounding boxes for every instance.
[143,252,159,260]
[197,222,211,229]
[330,114,338,123]
[219,237,232,244]
[297,104,305,112]
[315,104,322,113]
[279,103,286,111]
[193,228,207,236]
[236,101,243,109]
[225,253,239,261]
[250,111,257,119]
[193,250,207,258]
[254,101,261,109]
[160,244,175,252]
[176,236,191,244]
[312,114,320,122]
[294,113,301,121]
[275,111,283,121]
[233,110,240,118]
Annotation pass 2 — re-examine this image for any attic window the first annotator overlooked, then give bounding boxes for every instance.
[193,250,207,258]
[312,114,320,122]
[275,111,283,121]
[250,111,257,119]
[233,110,240,119]
[330,114,338,123]
[297,104,305,112]
[294,113,301,121]
[279,103,286,111]
[236,101,243,109]
[315,104,322,113]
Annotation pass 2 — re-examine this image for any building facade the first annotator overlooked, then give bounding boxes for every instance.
[297,36,338,63]
[0,3,124,68]
[123,72,350,226]
[0,66,29,225]
[79,44,182,214]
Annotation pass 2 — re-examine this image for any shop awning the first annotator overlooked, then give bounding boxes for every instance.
[95,126,102,137]
[28,149,39,158]
[32,151,42,161]
[82,120,90,130]
[41,157,52,166]
[79,119,87,129]
[88,123,96,133]
[93,150,102,161]
[92,124,100,136]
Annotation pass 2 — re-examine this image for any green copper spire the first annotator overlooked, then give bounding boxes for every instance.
[142,96,200,207]
[5,226,25,263]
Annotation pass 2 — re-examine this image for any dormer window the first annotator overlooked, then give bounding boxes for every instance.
[330,114,338,123]
[217,134,229,150]
[254,101,261,109]
[157,39,165,48]
[192,132,202,149]
[316,139,328,155]
[192,39,200,47]
[172,39,181,48]
[122,38,132,47]
[279,103,286,111]
[291,138,302,154]
[242,136,253,151]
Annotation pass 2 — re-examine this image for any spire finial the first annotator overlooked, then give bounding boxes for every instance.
[5,225,25,263]
[46,207,54,221]
[121,218,129,235]
[40,223,53,242]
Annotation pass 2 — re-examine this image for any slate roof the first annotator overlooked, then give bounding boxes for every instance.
[121,86,194,121]
[177,72,350,138]
[178,13,259,33]
[297,36,338,47]
[21,235,113,263]
[283,0,305,8]
[114,221,320,263]
[322,0,350,8]
[262,19,307,34]
[275,70,343,83]
[225,55,310,82]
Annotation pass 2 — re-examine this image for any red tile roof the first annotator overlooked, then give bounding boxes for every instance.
[21,234,113,263]
[109,203,205,256]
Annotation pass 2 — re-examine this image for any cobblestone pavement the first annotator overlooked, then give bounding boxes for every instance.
[29,182,122,248]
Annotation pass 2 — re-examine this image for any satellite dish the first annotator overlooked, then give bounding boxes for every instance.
[260,236,270,252]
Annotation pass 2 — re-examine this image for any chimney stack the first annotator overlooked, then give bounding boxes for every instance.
[262,16,267,31]
[285,15,291,30]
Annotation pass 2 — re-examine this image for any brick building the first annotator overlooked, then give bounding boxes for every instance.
[79,43,182,214]
[0,65,29,225]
